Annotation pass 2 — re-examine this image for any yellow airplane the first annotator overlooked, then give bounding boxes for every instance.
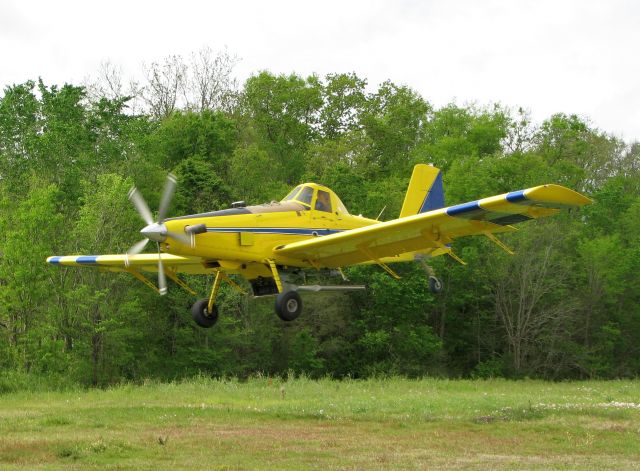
[47,164,591,328]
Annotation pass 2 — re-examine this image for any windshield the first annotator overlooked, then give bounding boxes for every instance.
[282,186,302,202]
[296,186,314,206]
[335,194,349,214]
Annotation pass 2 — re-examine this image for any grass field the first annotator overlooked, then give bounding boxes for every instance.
[1,376,639,470]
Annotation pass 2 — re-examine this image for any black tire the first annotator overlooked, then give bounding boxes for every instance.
[275,291,302,321]
[191,299,219,328]
[429,276,443,294]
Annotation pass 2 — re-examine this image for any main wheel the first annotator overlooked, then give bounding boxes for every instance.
[428,276,443,294]
[275,291,302,321]
[191,299,219,328]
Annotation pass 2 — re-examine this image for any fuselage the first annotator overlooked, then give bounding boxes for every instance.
[161,183,379,270]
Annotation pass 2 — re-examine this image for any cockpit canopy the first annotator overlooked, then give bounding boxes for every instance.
[282,184,349,215]
[165,183,350,221]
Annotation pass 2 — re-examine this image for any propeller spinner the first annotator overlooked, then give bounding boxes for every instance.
[127,174,190,295]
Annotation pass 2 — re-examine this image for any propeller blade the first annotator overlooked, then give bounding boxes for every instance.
[157,243,167,295]
[128,187,154,226]
[127,238,149,255]
[157,173,177,223]
[167,230,191,246]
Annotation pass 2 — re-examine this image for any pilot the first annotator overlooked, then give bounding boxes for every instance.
[315,191,331,212]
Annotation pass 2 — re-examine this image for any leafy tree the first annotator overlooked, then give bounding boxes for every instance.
[242,72,323,183]
[145,110,238,173]
[173,156,231,214]
[320,73,367,139]
[0,68,637,384]
[0,182,64,371]
[360,81,431,174]
[0,81,40,187]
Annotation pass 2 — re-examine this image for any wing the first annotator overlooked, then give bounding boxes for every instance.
[273,184,591,267]
[47,253,209,274]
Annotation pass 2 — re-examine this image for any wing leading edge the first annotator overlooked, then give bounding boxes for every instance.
[47,253,209,274]
[273,184,591,267]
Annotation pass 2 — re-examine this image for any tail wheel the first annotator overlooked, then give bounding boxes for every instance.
[275,291,302,321]
[191,299,219,328]
[429,276,443,294]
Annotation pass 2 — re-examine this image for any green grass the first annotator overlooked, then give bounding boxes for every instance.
[1,377,640,470]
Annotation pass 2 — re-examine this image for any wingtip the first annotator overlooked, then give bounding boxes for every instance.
[525,184,593,207]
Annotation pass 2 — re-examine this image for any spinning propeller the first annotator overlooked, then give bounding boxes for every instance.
[127,174,190,295]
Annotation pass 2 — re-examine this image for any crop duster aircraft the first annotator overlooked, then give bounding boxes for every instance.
[47,164,591,328]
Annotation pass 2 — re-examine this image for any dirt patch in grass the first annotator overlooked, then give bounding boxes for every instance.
[0,438,59,465]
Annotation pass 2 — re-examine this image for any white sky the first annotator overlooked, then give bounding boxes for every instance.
[1,0,639,141]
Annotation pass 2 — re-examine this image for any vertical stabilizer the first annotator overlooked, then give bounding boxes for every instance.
[399,164,445,218]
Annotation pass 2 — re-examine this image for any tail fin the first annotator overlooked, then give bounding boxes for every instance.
[399,164,445,218]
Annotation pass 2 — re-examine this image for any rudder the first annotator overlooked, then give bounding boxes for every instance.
[399,164,445,218]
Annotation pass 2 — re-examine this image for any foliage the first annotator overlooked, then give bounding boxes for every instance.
[0,68,638,385]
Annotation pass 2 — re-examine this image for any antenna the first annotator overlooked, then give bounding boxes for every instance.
[376,205,387,221]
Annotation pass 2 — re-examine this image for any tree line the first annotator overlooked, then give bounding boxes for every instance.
[1,48,639,386]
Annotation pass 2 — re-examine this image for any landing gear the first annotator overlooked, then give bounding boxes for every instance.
[191,299,219,328]
[417,256,444,294]
[191,270,245,329]
[275,291,302,321]
[266,260,304,322]
[428,276,443,294]
[261,261,366,321]
[193,262,363,327]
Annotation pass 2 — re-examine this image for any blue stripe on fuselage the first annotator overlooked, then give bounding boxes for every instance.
[48,256,62,264]
[205,227,344,236]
